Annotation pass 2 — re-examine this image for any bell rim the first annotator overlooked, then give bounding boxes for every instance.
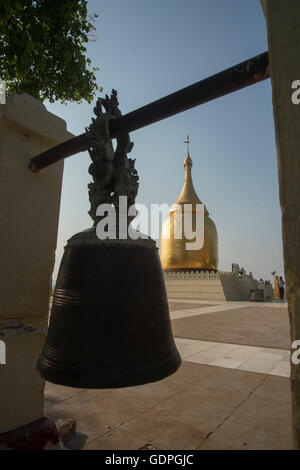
[37,350,181,389]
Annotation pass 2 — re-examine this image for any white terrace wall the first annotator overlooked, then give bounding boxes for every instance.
[0,94,73,433]
[163,270,271,301]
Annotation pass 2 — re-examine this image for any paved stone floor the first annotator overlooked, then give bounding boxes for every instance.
[45,299,293,450]
[172,303,290,349]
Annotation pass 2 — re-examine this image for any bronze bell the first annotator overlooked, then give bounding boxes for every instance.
[37,90,181,388]
[37,230,181,388]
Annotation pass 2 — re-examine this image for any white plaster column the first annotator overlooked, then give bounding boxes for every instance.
[0,94,73,432]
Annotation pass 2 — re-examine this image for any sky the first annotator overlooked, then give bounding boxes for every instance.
[46,0,284,282]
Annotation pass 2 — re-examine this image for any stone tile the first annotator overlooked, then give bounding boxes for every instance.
[45,382,86,404]
[85,428,149,450]
[171,309,206,320]
[172,306,290,349]
[198,375,292,450]
[185,344,241,365]
[176,338,289,376]
[174,338,200,345]
[205,343,239,353]
[44,360,292,450]
[269,361,290,378]
[45,400,111,445]
[257,347,289,355]
[43,299,292,450]
[230,345,263,353]
[201,366,264,395]
[238,357,280,374]
[175,341,218,358]
[169,302,215,311]
[185,352,216,365]
[192,346,229,358]
[176,347,199,360]
[101,379,228,448]
[187,341,218,350]
[254,351,287,361]
[46,385,163,434]
[168,298,222,305]
[88,367,265,450]
[170,304,247,320]
[224,349,255,361]
[46,362,213,440]
[209,357,246,369]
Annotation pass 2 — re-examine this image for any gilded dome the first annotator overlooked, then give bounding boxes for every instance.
[160,145,218,271]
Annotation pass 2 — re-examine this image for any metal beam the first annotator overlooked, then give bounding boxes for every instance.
[29,51,269,172]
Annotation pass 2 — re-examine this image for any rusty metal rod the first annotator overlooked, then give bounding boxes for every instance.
[29,51,269,172]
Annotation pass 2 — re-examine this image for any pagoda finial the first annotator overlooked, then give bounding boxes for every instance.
[183,134,192,171]
[184,134,190,153]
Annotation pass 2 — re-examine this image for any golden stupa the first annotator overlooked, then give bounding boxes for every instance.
[160,136,218,271]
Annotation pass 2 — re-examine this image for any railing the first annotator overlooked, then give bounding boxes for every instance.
[28,51,269,172]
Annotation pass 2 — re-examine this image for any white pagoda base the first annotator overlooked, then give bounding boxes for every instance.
[163,270,274,302]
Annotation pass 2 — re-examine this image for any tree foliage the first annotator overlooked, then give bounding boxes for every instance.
[0,0,100,103]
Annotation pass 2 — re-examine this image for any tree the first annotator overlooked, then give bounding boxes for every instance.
[0,0,100,103]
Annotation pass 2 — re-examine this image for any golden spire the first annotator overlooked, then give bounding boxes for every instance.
[176,135,205,208]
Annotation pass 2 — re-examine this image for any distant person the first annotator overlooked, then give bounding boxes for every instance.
[274,275,280,299]
[259,278,264,285]
[278,276,285,299]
